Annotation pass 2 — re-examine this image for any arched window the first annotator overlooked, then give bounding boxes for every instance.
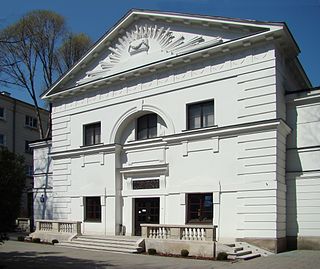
[137,113,157,140]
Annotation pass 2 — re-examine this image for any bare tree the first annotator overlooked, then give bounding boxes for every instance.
[55,33,92,75]
[0,10,92,139]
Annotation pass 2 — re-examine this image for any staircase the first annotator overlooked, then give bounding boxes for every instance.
[57,235,145,253]
[226,242,273,260]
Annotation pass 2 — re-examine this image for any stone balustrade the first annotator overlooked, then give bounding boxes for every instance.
[31,220,82,242]
[140,224,217,241]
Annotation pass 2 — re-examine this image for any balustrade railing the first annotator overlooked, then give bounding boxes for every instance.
[35,220,81,235]
[141,224,217,241]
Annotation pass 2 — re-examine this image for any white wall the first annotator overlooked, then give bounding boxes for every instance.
[286,91,320,242]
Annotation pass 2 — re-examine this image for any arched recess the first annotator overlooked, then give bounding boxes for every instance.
[109,103,175,144]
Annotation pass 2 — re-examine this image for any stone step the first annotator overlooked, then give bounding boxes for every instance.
[58,242,143,253]
[75,237,138,246]
[57,235,144,254]
[60,240,140,250]
[237,253,261,260]
[79,235,140,243]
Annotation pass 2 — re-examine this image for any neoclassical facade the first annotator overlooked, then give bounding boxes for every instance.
[34,10,319,252]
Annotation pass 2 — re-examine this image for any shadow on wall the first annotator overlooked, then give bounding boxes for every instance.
[286,99,320,250]
[286,105,301,250]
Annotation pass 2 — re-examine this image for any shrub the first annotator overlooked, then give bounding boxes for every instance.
[32,238,41,243]
[148,248,157,255]
[52,239,59,245]
[217,252,228,261]
[181,249,189,257]
[17,236,25,242]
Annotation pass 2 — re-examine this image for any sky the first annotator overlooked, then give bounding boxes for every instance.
[0,0,319,106]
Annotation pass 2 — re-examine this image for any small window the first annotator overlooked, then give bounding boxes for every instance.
[84,122,101,146]
[26,165,33,177]
[85,197,101,222]
[187,193,213,223]
[0,134,5,146]
[25,115,38,129]
[25,140,32,154]
[187,100,214,130]
[132,179,160,190]
[0,107,5,119]
[137,113,157,140]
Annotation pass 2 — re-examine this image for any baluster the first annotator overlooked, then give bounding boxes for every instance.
[152,228,156,238]
[163,227,167,239]
[197,228,200,240]
[188,228,193,240]
[156,228,160,239]
[201,228,205,240]
[182,229,186,240]
[192,228,196,240]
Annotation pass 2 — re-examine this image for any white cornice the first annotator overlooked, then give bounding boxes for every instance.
[44,28,282,101]
[42,10,292,100]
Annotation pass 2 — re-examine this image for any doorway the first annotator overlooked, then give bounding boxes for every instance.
[134,197,159,236]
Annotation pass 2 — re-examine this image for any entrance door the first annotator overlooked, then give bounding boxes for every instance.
[134,198,159,236]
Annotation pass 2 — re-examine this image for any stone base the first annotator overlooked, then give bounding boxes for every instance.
[287,236,320,250]
[29,231,76,243]
[236,237,287,253]
[145,238,216,257]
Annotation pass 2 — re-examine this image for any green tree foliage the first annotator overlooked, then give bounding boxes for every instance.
[0,148,25,233]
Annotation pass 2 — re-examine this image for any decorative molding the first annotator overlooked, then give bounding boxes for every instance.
[77,24,222,84]
[52,48,275,115]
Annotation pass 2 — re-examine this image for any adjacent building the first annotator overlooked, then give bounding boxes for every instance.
[0,91,49,224]
[34,10,320,252]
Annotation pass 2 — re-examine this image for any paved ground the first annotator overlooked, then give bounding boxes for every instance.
[1,240,320,269]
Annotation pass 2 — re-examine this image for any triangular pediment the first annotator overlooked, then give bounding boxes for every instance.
[43,10,298,99]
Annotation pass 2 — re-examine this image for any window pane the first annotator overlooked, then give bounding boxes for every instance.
[0,107,4,118]
[94,125,101,144]
[188,100,214,130]
[85,197,101,222]
[84,123,101,146]
[202,102,214,127]
[137,113,157,140]
[187,193,213,223]
[188,104,201,129]
[0,134,4,145]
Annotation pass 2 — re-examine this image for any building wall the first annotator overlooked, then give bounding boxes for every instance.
[0,92,49,219]
[286,89,320,250]
[46,41,296,252]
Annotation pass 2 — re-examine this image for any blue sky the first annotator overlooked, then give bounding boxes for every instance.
[1,0,319,105]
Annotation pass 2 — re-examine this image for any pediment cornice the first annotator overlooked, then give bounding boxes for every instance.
[42,10,307,100]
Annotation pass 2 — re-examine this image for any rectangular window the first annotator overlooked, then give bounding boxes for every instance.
[25,140,32,154]
[26,165,33,177]
[25,115,38,129]
[187,193,213,223]
[84,122,101,146]
[187,100,214,130]
[0,134,5,146]
[132,179,160,190]
[137,113,157,140]
[0,107,4,119]
[85,197,101,222]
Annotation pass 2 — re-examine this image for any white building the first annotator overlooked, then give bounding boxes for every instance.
[34,10,319,252]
